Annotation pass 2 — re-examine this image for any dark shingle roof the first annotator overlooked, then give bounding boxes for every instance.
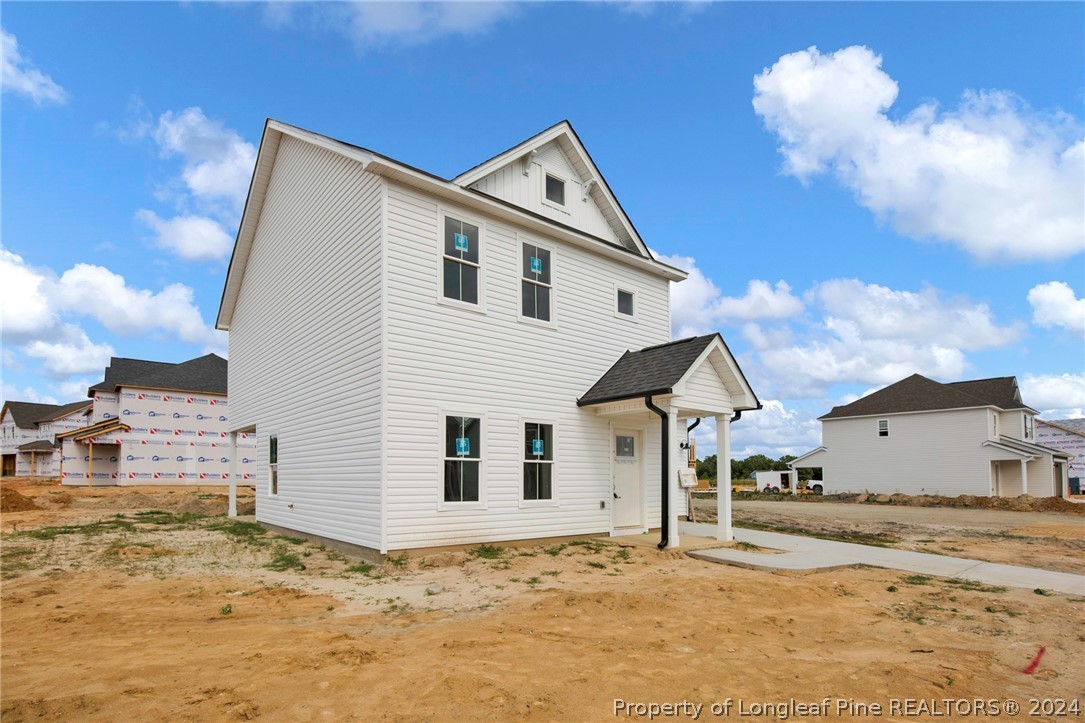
[2,400,89,429]
[820,373,1034,420]
[945,377,1026,410]
[17,439,58,452]
[578,335,718,407]
[89,358,177,394]
[1043,418,1085,435]
[87,354,227,396]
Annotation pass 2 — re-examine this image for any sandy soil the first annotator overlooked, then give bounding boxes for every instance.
[3,480,1084,721]
[692,497,1085,575]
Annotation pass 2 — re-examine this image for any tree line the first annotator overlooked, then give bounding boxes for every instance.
[696,454,818,483]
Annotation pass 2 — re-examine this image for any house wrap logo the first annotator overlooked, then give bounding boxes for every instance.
[126,455,146,462]
[176,455,193,462]
[173,412,191,420]
[122,409,142,416]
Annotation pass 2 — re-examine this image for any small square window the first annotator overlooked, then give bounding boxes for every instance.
[616,435,635,457]
[877,420,889,438]
[617,289,635,316]
[545,174,565,205]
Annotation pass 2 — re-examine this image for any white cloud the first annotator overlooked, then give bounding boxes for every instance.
[153,107,256,210]
[314,2,517,48]
[1,28,67,105]
[0,250,57,339]
[753,45,1085,261]
[51,263,221,346]
[1028,281,1085,337]
[688,400,821,460]
[1021,373,1085,419]
[0,250,222,382]
[658,254,803,338]
[813,279,1021,350]
[757,279,1021,398]
[136,210,233,261]
[52,377,93,401]
[23,324,115,377]
[2,383,58,406]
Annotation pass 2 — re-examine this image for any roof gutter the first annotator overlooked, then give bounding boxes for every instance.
[644,394,670,551]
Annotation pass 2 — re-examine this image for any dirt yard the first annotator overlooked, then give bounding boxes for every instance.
[3,479,1083,721]
[692,496,1085,575]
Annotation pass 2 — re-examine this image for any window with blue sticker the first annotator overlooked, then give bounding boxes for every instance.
[444,415,481,502]
[521,242,552,322]
[442,217,480,305]
[523,422,554,501]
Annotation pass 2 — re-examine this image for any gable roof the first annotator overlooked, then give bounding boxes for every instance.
[820,373,1035,421]
[216,119,686,330]
[577,334,760,411]
[88,354,227,396]
[18,439,58,452]
[945,377,1027,411]
[1,400,92,429]
[452,120,649,256]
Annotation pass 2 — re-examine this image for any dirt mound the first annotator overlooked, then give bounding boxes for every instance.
[847,492,1085,515]
[1,488,42,513]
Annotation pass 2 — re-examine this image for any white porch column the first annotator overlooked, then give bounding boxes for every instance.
[1020,459,1028,495]
[667,407,680,548]
[228,431,238,518]
[716,413,733,541]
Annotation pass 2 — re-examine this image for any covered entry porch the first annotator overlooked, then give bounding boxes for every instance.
[577,334,761,549]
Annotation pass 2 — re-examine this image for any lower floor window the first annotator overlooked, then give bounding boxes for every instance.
[523,422,554,501]
[444,415,481,502]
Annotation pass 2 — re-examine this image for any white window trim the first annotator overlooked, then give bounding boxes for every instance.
[1023,413,1034,440]
[519,416,559,508]
[877,419,889,438]
[541,170,571,214]
[614,284,638,320]
[435,205,487,314]
[517,234,557,329]
[437,410,488,511]
[268,432,279,497]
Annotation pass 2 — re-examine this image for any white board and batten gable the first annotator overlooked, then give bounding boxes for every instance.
[453,121,649,256]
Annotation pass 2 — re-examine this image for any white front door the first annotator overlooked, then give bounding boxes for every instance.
[613,429,642,529]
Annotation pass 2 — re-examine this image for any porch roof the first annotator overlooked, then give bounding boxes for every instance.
[983,436,1070,460]
[577,333,760,411]
[17,439,58,452]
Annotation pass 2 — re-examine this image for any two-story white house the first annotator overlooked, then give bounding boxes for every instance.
[57,354,255,485]
[791,374,1071,498]
[1,400,92,477]
[216,119,760,555]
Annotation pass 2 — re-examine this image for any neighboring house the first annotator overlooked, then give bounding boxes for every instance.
[216,119,760,554]
[57,354,255,485]
[1036,419,1085,494]
[791,374,1071,498]
[1,400,92,477]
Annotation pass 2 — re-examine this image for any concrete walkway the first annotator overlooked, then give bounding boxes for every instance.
[679,521,1085,596]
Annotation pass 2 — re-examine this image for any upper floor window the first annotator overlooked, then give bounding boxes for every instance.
[992,413,998,437]
[545,174,565,206]
[616,288,635,317]
[877,419,889,437]
[444,415,481,503]
[442,216,480,305]
[1024,414,1034,440]
[521,242,552,322]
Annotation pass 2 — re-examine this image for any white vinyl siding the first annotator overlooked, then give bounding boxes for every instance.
[229,135,384,550]
[382,181,670,550]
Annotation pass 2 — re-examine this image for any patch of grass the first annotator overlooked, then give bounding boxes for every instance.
[1034,588,1052,596]
[22,517,137,540]
[385,552,410,569]
[901,575,933,586]
[131,510,204,526]
[886,585,898,592]
[543,544,567,556]
[524,576,541,588]
[735,541,761,551]
[734,520,898,547]
[541,570,561,577]
[278,535,306,545]
[208,519,268,545]
[345,563,374,576]
[612,548,632,561]
[264,547,306,572]
[568,540,607,553]
[586,560,606,570]
[1,545,36,578]
[943,579,1008,594]
[220,604,233,616]
[468,544,504,560]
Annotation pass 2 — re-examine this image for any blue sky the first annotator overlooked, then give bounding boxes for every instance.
[2,1,1083,458]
